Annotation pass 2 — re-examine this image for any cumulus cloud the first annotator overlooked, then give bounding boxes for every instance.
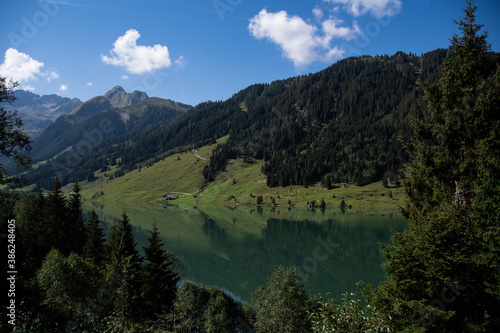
[121,75,129,80]
[325,0,402,18]
[59,84,68,92]
[248,9,360,67]
[101,29,173,74]
[249,9,319,67]
[0,48,60,86]
[0,48,45,82]
[87,82,93,86]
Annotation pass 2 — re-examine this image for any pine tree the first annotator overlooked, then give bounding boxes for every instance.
[43,177,69,254]
[67,181,86,254]
[140,222,181,318]
[108,211,140,265]
[14,190,46,277]
[370,2,500,331]
[84,210,106,268]
[107,211,142,322]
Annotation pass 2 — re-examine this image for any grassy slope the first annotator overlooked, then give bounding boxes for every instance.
[79,139,219,204]
[199,157,404,213]
[77,137,404,213]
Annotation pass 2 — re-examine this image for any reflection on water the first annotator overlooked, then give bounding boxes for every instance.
[84,202,407,302]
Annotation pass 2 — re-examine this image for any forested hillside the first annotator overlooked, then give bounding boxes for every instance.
[30,89,191,163]
[24,49,448,190]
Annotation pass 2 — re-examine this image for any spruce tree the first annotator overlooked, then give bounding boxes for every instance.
[43,177,69,254]
[67,181,86,254]
[370,1,500,331]
[107,211,141,322]
[108,211,140,265]
[14,190,46,277]
[84,210,106,268]
[140,222,181,318]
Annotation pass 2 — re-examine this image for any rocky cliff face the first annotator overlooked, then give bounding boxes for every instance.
[104,86,149,108]
[2,90,82,137]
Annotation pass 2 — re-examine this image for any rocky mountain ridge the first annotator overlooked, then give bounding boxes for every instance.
[2,90,82,137]
[104,85,149,108]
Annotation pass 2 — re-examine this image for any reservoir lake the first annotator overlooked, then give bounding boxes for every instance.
[84,201,407,302]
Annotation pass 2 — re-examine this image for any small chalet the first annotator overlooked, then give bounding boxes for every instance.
[162,194,179,201]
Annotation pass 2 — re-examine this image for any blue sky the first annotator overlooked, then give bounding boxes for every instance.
[1,0,499,106]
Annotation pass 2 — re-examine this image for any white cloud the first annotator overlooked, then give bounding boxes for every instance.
[0,48,60,86]
[87,82,93,86]
[0,48,44,83]
[41,68,59,82]
[59,84,68,92]
[325,0,402,18]
[321,18,360,42]
[249,9,323,67]
[249,9,360,67]
[22,84,36,92]
[101,29,173,74]
[121,75,129,80]
[313,7,324,21]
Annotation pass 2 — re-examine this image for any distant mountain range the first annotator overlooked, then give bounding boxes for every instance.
[2,90,82,137]
[29,86,192,163]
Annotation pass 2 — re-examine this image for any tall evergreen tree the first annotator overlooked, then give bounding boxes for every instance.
[67,181,86,254]
[140,222,181,319]
[108,211,140,265]
[370,2,500,331]
[13,191,46,278]
[107,211,141,323]
[84,210,106,268]
[43,177,69,254]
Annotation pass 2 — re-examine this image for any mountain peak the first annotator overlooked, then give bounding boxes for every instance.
[105,86,126,95]
[104,86,148,108]
[3,89,83,137]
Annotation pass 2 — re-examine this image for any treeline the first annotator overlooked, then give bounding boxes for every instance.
[23,50,448,190]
